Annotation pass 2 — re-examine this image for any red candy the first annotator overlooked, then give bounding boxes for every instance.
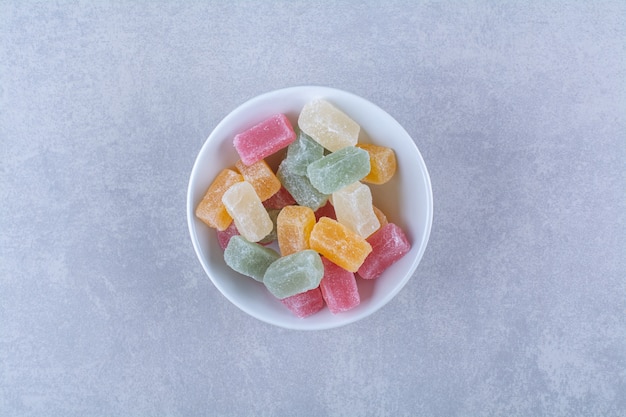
[280,287,325,318]
[263,186,297,210]
[314,200,336,221]
[357,223,411,280]
[320,257,360,314]
[233,114,296,166]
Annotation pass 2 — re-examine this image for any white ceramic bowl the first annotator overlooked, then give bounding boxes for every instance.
[187,86,433,330]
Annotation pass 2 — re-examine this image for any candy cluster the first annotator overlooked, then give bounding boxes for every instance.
[196,99,411,318]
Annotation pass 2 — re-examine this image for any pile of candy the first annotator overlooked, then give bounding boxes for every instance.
[196,99,411,318]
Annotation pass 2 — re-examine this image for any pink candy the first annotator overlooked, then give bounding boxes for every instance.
[216,221,240,250]
[233,114,297,166]
[358,223,411,280]
[280,287,325,318]
[320,257,360,314]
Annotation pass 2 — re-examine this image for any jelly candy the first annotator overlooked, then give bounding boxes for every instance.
[277,159,328,211]
[258,209,280,245]
[314,200,336,221]
[199,97,411,317]
[224,236,280,282]
[277,205,316,256]
[235,159,281,201]
[284,130,324,176]
[309,217,372,272]
[280,287,325,318]
[320,258,360,314]
[216,221,240,250]
[195,168,243,230]
[263,250,324,299]
[233,114,296,166]
[221,181,273,242]
[358,223,411,280]
[356,143,397,185]
[298,99,360,152]
[306,146,370,194]
[263,186,296,210]
[332,181,380,238]
[372,205,388,229]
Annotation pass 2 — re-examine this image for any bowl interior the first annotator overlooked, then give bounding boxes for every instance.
[187,86,433,330]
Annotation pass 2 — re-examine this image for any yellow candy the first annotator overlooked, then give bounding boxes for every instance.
[309,217,372,272]
[222,181,273,242]
[235,159,281,201]
[298,99,360,152]
[277,205,316,256]
[332,182,380,238]
[356,143,397,185]
[195,168,243,231]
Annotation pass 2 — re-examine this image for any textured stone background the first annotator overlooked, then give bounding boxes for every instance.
[1,1,625,416]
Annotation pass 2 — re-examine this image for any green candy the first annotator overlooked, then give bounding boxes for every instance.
[306,146,370,194]
[277,159,328,211]
[263,250,324,299]
[285,130,325,176]
[224,236,280,282]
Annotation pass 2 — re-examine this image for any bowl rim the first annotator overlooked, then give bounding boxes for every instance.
[186,85,433,330]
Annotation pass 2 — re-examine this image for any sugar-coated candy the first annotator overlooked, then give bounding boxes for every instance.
[358,223,411,280]
[285,130,325,176]
[263,185,297,210]
[356,143,397,185]
[314,200,336,221]
[263,250,324,299]
[235,159,281,201]
[195,168,243,231]
[277,205,315,256]
[298,99,360,152]
[224,236,280,282]
[217,221,240,250]
[233,114,296,166]
[277,159,328,211]
[221,181,273,242]
[372,205,388,229]
[200,97,410,318]
[280,287,325,318]
[306,146,370,194]
[320,258,360,314]
[258,209,280,245]
[309,217,372,272]
[332,181,380,238]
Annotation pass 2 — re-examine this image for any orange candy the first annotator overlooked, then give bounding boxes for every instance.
[309,217,372,272]
[277,205,316,256]
[372,205,388,229]
[356,143,397,185]
[235,159,281,201]
[195,168,243,230]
